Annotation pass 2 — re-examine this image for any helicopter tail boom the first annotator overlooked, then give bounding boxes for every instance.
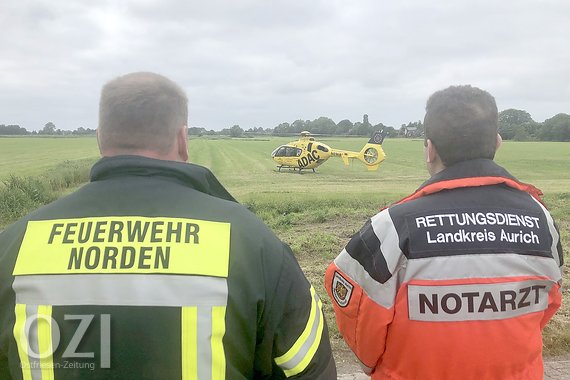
[331,130,387,171]
[331,131,386,171]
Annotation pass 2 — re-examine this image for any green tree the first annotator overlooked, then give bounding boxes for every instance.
[188,127,207,136]
[0,124,28,135]
[335,119,353,135]
[307,117,336,134]
[513,129,532,141]
[229,125,243,137]
[40,122,57,135]
[274,122,291,134]
[539,113,570,141]
[382,126,398,138]
[372,123,388,133]
[499,109,534,140]
[291,120,307,133]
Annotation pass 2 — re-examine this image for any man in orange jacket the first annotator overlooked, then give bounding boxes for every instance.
[325,85,564,379]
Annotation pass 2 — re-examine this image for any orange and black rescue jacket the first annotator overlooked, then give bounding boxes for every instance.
[326,159,564,380]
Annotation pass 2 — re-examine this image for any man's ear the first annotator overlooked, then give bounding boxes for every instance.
[177,126,189,162]
[96,128,104,155]
[425,138,446,175]
[496,133,503,151]
[425,139,438,163]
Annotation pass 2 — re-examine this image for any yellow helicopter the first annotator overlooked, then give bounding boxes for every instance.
[271,130,387,172]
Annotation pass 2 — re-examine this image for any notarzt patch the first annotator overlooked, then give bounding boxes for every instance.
[332,272,353,307]
[408,280,553,322]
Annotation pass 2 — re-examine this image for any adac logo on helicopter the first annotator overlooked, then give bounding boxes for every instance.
[271,130,387,172]
[298,149,321,169]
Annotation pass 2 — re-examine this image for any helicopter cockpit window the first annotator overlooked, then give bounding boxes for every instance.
[285,147,301,157]
[272,146,301,157]
[272,146,288,157]
[317,145,329,153]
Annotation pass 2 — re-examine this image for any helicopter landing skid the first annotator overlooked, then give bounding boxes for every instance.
[276,165,315,173]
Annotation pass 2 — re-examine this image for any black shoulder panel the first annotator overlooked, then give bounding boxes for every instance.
[345,220,392,283]
[389,185,552,260]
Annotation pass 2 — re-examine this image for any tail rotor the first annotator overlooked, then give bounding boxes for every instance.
[357,130,387,171]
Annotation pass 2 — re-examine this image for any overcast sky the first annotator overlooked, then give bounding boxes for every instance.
[1,0,569,131]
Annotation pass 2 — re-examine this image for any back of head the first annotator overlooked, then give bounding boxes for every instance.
[98,72,188,155]
[424,85,498,167]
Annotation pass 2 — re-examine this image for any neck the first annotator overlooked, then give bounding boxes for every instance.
[101,149,186,163]
[428,161,446,176]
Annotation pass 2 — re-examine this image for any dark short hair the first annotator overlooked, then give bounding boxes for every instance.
[424,85,498,167]
[98,72,188,154]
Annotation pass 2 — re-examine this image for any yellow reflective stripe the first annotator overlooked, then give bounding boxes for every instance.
[274,287,317,366]
[37,305,54,380]
[182,306,198,380]
[13,304,32,380]
[284,298,324,377]
[211,306,226,380]
[274,286,324,377]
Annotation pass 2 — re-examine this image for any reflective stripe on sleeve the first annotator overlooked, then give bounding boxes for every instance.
[274,286,324,377]
[370,210,406,275]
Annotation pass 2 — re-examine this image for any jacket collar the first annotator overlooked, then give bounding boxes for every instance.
[418,158,516,189]
[90,155,237,203]
[394,159,544,206]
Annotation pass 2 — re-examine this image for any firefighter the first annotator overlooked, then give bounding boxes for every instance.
[0,72,336,379]
[326,85,563,379]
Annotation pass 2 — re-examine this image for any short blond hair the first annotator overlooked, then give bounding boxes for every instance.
[98,72,188,154]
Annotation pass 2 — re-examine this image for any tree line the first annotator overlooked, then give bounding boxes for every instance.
[192,110,570,141]
[498,109,570,141]
[2,109,569,141]
[0,122,95,136]
[189,114,402,138]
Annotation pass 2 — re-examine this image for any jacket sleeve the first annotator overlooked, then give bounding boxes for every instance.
[256,243,336,379]
[325,211,405,374]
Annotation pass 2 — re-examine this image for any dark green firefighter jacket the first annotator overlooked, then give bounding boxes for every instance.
[0,155,336,379]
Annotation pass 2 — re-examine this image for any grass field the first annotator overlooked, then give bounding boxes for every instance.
[0,136,100,177]
[1,135,569,362]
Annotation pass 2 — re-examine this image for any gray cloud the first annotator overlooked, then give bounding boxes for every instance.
[1,0,569,131]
